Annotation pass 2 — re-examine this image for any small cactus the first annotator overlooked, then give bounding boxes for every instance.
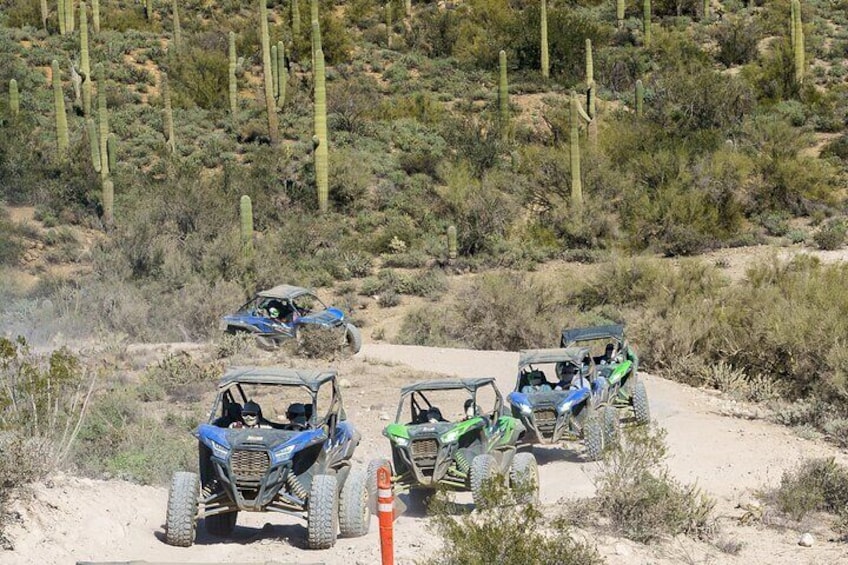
[314,47,329,213]
[498,49,509,138]
[276,40,286,109]
[617,0,625,28]
[9,79,19,116]
[569,91,591,209]
[40,0,48,31]
[161,71,175,152]
[260,0,279,144]
[643,0,652,45]
[145,0,153,20]
[703,0,710,21]
[635,79,644,116]
[52,60,70,155]
[540,0,549,78]
[240,194,254,259]
[447,225,457,261]
[229,32,238,127]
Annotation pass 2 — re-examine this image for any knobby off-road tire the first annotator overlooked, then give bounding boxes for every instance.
[583,411,605,461]
[345,323,362,354]
[307,474,339,549]
[509,452,539,504]
[339,469,370,538]
[469,453,498,509]
[205,511,237,537]
[165,471,199,547]
[366,458,391,513]
[632,380,650,425]
[602,404,620,448]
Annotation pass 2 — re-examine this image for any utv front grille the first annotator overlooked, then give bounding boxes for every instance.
[232,448,270,482]
[533,409,557,437]
[410,438,439,471]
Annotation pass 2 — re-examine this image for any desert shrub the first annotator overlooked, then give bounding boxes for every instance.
[813,218,846,250]
[758,212,791,237]
[293,325,347,359]
[587,425,715,543]
[425,475,603,565]
[140,352,220,402]
[713,15,760,67]
[0,210,23,266]
[821,133,848,162]
[167,37,230,110]
[771,458,848,522]
[360,268,447,298]
[396,304,456,347]
[701,361,781,402]
[376,288,400,307]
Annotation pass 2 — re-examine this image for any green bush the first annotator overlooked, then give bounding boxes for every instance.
[813,218,846,250]
[713,15,761,67]
[771,458,848,522]
[587,425,715,543]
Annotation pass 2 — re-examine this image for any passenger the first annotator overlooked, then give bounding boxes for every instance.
[285,403,309,429]
[232,400,272,429]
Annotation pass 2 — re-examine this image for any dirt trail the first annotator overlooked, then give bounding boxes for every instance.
[6,344,848,564]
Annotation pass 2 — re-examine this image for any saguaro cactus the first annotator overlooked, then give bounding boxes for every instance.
[65,0,74,32]
[498,49,509,138]
[570,91,591,209]
[703,0,710,21]
[172,0,182,53]
[447,225,457,261]
[40,0,49,31]
[643,0,652,45]
[586,38,597,146]
[9,79,19,116]
[271,44,279,99]
[161,71,175,152]
[96,63,110,179]
[91,0,100,32]
[107,133,117,172]
[260,0,279,144]
[52,60,70,155]
[617,0,625,28]
[314,47,329,213]
[240,195,254,259]
[791,0,805,85]
[145,0,153,20]
[228,32,238,126]
[540,0,549,78]
[87,118,101,172]
[276,40,286,109]
[80,0,91,116]
[58,0,66,34]
[386,3,392,49]
[635,79,644,116]
[291,0,301,39]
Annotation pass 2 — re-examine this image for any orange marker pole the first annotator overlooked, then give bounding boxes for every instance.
[377,465,394,565]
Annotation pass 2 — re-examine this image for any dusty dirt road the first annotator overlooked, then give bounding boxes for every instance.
[6,343,848,564]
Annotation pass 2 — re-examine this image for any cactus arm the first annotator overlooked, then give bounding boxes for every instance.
[314,47,328,212]
[52,60,70,155]
[260,0,279,144]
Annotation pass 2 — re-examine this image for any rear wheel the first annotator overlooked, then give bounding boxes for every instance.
[509,452,539,504]
[583,410,604,461]
[469,454,498,509]
[631,380,650,425]
[602,404,620,448]
[339,469,370,538]
[165,471,199,547]
[345,323,362,354]
[205,511,237,537]
[307,474,339,549]
[366,458,391,513]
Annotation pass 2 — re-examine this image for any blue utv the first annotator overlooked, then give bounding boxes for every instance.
[164,367,369,550]
[507,348,618,461]
[561,324,649,425]
[219,285,362,353]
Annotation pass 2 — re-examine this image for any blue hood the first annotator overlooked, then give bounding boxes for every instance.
[300,307,344,327]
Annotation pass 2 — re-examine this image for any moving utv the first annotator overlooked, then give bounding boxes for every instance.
[165,367,370,550]
[369,378,538,509]
[561,324,650,425]
[507,348,619,461]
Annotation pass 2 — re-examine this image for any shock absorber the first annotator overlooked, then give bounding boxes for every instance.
[287,473,309,500]
[454,449,471,474]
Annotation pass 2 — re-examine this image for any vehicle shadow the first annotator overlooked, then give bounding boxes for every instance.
[530,445,585,465]
[155,520,313,548]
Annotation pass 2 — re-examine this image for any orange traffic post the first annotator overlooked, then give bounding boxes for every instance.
[377,465,394,565]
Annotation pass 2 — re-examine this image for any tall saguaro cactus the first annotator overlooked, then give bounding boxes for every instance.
[145,0,153,20]
[643,0,652,45]
[91,0,100,32]
[9,79,19,116]
[171,0,182,53]
[291,0,301,40]
[260,0,279,144]
[276,40,286,109]
[228,31,238,127]
[58,0,66,34]
[65,0,74,32]
[703,0,710,21]
[96,63,110,180]
[87,118,101,172]
[447,225,457,262]
[107,133,117,172]
[570,91,591,209]
[498,49,509,139]
[40,0,49,31]
[617,0,625,28]
[52,60,70,155]
[161,71,175,152]
[540,0,549,78]
[80,0,91,116]
[314,47,329,213]
[386,3,392,49]
[240,195,254,260]
[791,0,805,85]
[586,38,597,146]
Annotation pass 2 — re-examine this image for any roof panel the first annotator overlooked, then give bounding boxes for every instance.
[257,285,312,300]
[400,377,496,396]
[518,347,590,366]
[561,324,624,345]
[218,366,336,391]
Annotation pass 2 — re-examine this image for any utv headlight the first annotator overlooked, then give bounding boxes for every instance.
[210,440,230,460]
[440,430,460,444]
[272,444,296,463]
[557,399,573,413]
[392,436,410,447]
[518,403,533,416]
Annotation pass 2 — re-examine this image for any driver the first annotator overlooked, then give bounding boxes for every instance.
[286,403,309,429]
[463,398,480,420]
[231,400,272,429]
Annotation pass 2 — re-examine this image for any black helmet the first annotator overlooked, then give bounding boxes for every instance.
[242,400,262,417]
[426,407,443,422]
[286,402,307,420]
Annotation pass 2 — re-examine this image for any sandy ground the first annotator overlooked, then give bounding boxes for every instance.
[4,343,848,565]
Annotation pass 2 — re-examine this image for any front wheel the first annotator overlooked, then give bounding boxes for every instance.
[344,323,362,354]
[583,411,604,461]
[307,474,339,549]
[509,452,539,504]
[339,470,370,538]
[165,471,199,547]
[469,454,498,509]
[631,380,650,425]
[602,404,620,448]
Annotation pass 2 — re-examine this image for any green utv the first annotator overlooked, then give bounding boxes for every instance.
[368,378,538,510]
